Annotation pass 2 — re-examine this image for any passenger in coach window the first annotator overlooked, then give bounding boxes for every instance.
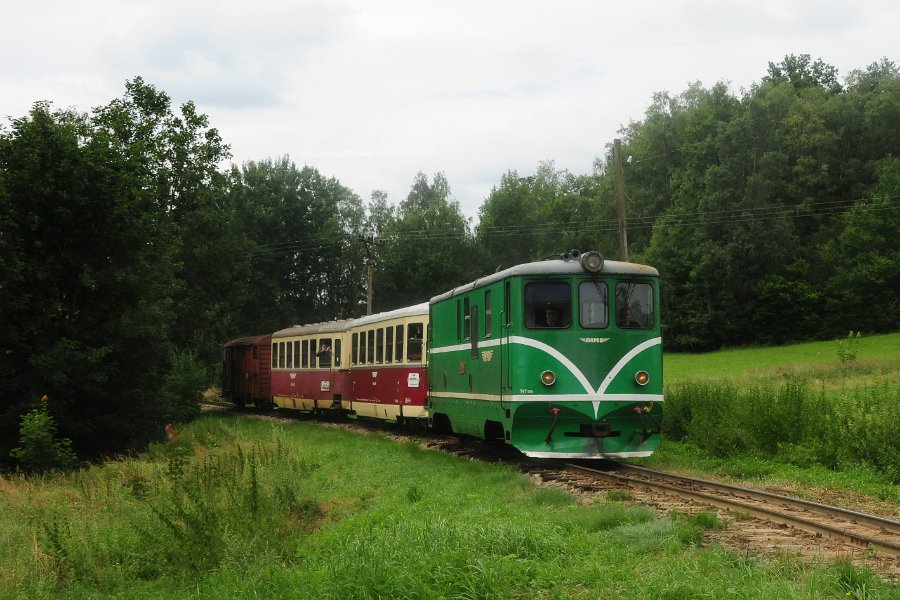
[316,341,332,366]
[408,325,423,360]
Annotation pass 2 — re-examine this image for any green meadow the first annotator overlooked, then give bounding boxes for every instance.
[2,415,896,599]
[647,333,900,504]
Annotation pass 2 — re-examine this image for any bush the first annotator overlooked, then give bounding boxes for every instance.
[161,349,206,424]
[11,398,78,473]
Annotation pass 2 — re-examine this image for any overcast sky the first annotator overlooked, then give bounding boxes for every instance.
[1,1,896,220]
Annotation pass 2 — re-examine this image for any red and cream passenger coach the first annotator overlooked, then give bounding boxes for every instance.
[348,303,428,425]
[270,320,351,413]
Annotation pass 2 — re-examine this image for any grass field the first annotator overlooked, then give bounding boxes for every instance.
[1,415,896,599]
[664,332,900,393]
[643,332,900,507]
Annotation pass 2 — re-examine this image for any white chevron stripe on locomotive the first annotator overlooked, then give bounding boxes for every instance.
[430,336,663,417]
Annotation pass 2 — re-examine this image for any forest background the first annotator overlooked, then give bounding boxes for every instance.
[1,55,898,465]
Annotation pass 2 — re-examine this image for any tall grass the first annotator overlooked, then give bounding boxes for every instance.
[1,414,896,598]
[663,379,900,483]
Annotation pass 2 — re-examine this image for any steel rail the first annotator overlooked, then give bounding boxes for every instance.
[615,463,900,537]
[565,463,900,558]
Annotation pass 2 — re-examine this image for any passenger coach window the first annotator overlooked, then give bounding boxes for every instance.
[351,333,358,365]
[395,325,404,362]
[334,339,342,366]
[302,340,309,368]
[286,341,293,369]
[317,338,331,368]
[360,332,367,365]
[293,341,300,368]
[615,282,654,329]
[579,281,609,328]
[386,327,394,363]
[408,322,423,361]
[272,343,278,368]
[524,282,571,328]
[376,329,384,363]
[367,330,375,363]
[278,342,286,368]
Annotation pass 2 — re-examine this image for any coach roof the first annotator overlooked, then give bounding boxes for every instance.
[272,319,353,339]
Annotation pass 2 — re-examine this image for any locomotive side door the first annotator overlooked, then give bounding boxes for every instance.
[500,279,512,403]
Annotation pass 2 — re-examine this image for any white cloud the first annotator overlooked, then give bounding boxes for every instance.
[1,0,896,218]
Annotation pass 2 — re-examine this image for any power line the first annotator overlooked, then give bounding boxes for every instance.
[246,195,899,260]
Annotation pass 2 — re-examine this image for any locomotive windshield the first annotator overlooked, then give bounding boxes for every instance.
[615,282,654,329]
[579,281,609,328]
[525,282,571,328]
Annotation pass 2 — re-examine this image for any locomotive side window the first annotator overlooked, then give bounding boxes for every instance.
[524,282,571,328]
[484,290,492,337]
[615,282,654,329]
[579,281,609,329]
[463,298,471,340]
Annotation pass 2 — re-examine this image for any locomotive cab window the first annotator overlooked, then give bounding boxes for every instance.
[615,282,654,329]
[524,282,571,328]
[579,281,609,329]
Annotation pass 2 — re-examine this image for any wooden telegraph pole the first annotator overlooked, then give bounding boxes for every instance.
[359,234,385,315]
[614,138,629,262]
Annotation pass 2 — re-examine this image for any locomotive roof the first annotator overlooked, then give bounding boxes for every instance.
[430,256,659,304]
[272,319,353,338]
[351,302,429,327]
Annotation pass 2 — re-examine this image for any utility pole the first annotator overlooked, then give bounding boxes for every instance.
[359,234,385,315]
[614,138,629,262]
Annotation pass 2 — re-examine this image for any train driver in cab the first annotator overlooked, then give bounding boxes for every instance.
[539,305,567,328]
[617,306,641,328]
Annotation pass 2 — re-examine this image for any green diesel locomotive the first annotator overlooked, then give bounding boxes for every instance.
[427,251,662,458]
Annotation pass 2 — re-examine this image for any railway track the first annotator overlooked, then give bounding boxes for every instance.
[564,461,900,561]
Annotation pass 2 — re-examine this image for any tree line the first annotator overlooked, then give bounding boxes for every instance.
[1,55,897,467]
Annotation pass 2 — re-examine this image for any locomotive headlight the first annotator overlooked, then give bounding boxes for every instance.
[540,370,557,386]
[635,371,650,386]
[580,251,604,273]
